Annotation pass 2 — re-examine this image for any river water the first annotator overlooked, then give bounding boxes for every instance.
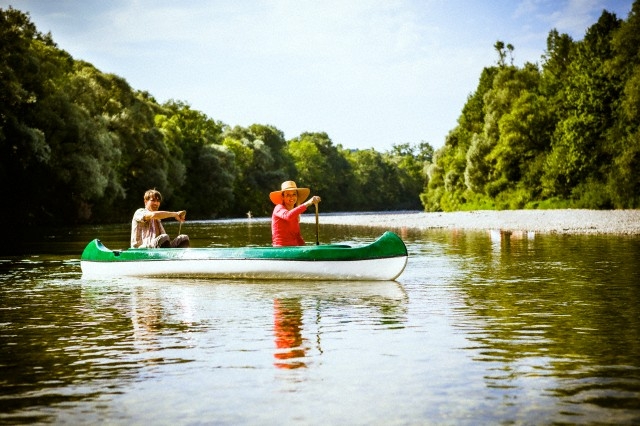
[1,217,639,425]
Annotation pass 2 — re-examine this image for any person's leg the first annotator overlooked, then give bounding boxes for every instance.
[153,234,171,248]
[171,234,190,248]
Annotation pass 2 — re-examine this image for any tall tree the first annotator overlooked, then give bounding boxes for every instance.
[1,7,54,223]
[346,149,402,211]
[287,132,354,211]
[605,0,640,207]
[158,101,230,218]
[421,66,498,211]
[385,142,432,209]
[542,11,623,206]
[222,124,292,216]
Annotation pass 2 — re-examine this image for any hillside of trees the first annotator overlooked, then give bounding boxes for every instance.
[1,7,432,226]
[422,2,640,211]
[3,4,639,227]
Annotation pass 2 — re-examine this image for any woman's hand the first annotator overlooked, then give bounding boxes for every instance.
[306,196,321,207]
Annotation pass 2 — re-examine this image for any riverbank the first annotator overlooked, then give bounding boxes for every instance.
[302,209,640,235]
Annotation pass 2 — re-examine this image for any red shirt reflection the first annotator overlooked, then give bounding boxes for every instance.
[273,299,306,369]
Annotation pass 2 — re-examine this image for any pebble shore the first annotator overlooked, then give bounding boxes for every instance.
[302,209,640,235]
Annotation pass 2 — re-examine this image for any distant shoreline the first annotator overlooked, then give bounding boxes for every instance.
[302,209,640,235]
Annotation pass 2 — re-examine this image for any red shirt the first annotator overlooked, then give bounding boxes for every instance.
[271,203,308,246]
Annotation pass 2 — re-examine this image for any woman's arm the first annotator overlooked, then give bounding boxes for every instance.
[273,204,307,221]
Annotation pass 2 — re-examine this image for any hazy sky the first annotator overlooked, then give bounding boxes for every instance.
[2,0,634,151]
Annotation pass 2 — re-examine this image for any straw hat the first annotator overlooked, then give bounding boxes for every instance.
[269,181,310,205]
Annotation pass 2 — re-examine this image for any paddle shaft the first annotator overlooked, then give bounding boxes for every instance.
[315,203,319,245]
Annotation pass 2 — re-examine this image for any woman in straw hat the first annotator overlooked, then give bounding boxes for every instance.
[270,181,321,246]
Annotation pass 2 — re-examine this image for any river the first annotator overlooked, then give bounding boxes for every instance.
[1,217,639,425]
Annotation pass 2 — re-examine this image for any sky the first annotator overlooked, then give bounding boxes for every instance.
[1,0,634,151]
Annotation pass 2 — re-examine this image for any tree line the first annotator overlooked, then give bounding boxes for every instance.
[421,3,640,211]
[1,7,433,226]
[3,4,638,228]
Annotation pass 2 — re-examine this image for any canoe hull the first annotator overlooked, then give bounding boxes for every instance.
[80,231,408,281]
[81,256,407,281]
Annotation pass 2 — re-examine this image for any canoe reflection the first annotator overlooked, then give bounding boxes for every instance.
[80,278,408,373]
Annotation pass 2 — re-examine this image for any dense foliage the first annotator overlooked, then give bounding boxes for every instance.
[4,4,638,227]
[422,3,640,211]
[1,7,431,225]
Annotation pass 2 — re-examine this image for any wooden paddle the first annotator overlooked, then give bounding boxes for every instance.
[315,203,319,245]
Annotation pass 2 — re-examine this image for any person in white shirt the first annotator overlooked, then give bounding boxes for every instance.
[130,189,190,248]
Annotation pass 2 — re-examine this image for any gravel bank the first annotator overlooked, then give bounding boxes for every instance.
[302,209,640,235]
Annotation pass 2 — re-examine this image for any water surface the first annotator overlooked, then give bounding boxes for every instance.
[1,218,639,424]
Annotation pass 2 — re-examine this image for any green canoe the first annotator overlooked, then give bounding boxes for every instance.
[80,231,408,281]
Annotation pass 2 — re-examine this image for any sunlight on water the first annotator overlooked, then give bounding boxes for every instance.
[1,220,639,424]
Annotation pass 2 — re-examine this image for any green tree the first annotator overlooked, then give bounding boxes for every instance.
[345,149,403,211]
[1,8,125,223]
[158,101,230,217]
[464,133,492,195]
[604,0,640,207]
[421,66,499,211]
[1,7,55,223]
[490,91,554,208]
[540,29,574,99]
[222,124,292,216]
[287,132,354,211]
[385,142,432,209]
[542,11,623,207]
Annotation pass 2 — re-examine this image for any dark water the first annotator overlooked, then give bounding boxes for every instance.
[1,217,639,425]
